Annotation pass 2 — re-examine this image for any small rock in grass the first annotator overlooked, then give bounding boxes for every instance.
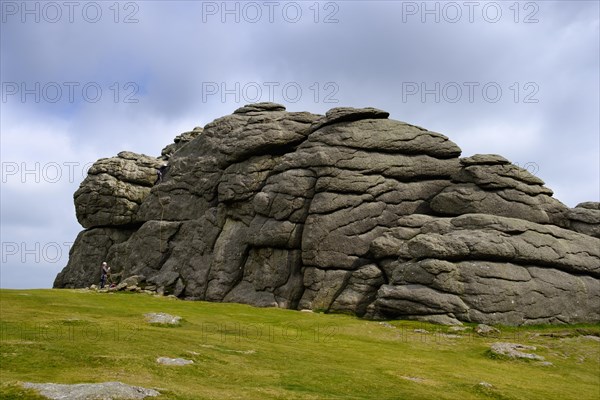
[441,333,462,339]
[121,275,143,287]
[476,324,500,336]
[490,342,545,361]
[144,312,181,325]
[156,357,194,366]
[22,381,159,399]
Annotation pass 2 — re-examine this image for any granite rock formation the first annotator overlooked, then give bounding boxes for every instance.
[54,103,600,326]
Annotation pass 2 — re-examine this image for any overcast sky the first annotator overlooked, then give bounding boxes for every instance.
[1,0,598,289]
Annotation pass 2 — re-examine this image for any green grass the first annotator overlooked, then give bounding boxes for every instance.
[1,289,598,399]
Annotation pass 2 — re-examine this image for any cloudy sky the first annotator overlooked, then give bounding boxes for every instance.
[1,0,598,289]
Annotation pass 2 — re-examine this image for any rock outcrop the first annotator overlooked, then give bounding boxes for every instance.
[54,103,600,326]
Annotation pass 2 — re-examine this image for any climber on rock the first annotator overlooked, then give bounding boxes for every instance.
[154,164,168,185]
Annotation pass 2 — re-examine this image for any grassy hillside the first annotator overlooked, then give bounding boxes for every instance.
[1,289,598,399]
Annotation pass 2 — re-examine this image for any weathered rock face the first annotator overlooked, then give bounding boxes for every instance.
[73,151,164,228]
[568,202,600,238]
[54,103,600,326]
[367,213,599,325]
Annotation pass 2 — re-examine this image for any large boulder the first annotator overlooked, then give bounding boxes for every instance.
[55,103,600,326]
[74,151,163,228]
[430,154,570,227]
[568,202,600,238]
[367,214,599,325]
